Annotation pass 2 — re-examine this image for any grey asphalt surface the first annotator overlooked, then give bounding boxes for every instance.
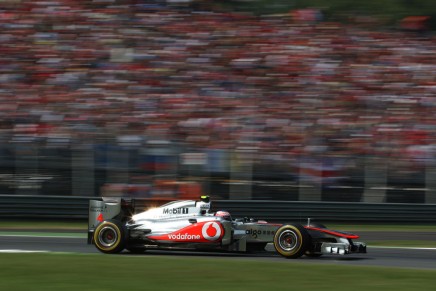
[1,232,436,270]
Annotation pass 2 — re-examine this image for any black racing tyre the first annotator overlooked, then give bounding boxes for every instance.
[273,224,310,259]
[93,219,126,254]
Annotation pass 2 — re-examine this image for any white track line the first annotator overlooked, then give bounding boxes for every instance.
[369,246,436,250]
[0,249,50,253]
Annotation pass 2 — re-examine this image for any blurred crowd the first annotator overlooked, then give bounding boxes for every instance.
[0,0,435,176]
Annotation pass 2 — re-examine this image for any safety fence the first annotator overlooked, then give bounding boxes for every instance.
[1,195,436,223]
[3,143,436,204]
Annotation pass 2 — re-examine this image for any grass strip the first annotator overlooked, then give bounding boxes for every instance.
[0,231,87,238]
[0,220,87,230]
[0,253,435,291]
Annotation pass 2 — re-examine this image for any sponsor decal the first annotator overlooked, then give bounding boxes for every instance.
[90,205,107,212]
[246,229,275,239]
[199,203,211,209]
[168,233,201,240]
[149,221,224,243]
[97,213,104,222]
[202,222,221,241]
[163,207,189,215]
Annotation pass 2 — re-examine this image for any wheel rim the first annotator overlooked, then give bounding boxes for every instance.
[278,230,298,252]
[98,226,118,248]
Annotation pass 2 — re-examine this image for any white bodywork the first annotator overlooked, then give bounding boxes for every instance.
[131,200,216,235]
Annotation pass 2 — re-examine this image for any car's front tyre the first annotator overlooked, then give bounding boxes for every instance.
[273,224,310,258]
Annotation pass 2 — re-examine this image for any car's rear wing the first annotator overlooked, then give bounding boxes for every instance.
[88,197,134,244]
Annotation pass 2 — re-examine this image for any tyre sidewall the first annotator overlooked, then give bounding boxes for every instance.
[93,220,125,254]
[273,224,309,258]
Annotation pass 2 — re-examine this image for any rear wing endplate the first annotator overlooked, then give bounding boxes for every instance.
[88,197,123,244]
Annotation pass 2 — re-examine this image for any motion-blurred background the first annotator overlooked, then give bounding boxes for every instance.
[0,0,435,203]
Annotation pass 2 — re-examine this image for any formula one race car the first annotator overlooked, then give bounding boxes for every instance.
[88,196,366,258]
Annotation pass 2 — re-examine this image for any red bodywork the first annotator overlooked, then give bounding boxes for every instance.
[305,226,359,239]
[148,221,225,243]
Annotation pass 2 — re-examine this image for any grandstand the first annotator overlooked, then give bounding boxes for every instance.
[0,1,435,202]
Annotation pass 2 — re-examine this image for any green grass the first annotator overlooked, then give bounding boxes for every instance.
[0,253,435,291]
[0,231,87,238]
[0,220,87,231]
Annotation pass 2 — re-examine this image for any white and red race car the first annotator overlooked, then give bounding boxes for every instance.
[88,196,366,258]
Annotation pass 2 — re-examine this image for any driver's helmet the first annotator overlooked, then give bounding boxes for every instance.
[215,210,232,221]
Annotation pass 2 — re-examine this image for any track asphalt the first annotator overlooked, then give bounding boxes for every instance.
[1,231,435,270]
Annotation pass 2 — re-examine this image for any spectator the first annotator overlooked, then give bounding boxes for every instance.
[0,1,435,185]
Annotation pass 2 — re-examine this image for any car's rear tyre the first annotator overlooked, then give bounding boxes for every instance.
[273,224,310,258]
[93,219,126,254]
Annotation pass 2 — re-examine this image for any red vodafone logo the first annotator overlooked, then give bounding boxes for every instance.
[149,221,224,242]
[201,222,222,241]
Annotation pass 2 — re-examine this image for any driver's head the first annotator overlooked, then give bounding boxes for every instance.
[215,210,231,221]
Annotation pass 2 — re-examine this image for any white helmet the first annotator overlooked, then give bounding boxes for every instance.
[215,210,232,221]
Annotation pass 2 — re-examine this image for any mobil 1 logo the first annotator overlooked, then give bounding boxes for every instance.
[163,207,189,215]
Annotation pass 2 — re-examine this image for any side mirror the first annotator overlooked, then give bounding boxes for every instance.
[189,219,197,224]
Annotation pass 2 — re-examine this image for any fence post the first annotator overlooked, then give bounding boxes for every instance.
[229,148,253,200]
[362,156,387,203]
[14,143,39,195]
[72,143,95,197]
[425,162,436,204]
[298,158,322,201]
[106,145,130,185]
